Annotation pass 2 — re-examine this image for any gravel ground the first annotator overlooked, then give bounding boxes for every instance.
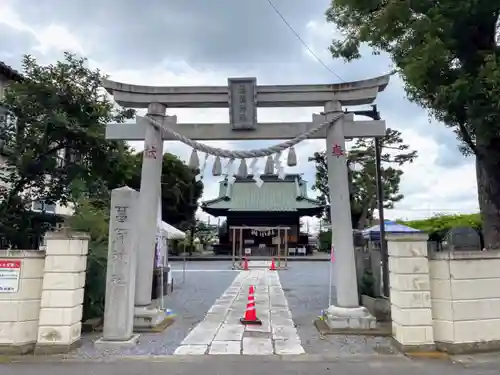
[61,260,395,358]
[279,262,398,356]
[74,262,237,358]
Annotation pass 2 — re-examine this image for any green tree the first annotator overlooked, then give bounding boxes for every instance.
[0,53,134,247]
[325,1,500,248]
[125,152,203,229]
[68,197,109,321]
[401,213,482,234]
[194,219,216,247]
[312,128,417,228]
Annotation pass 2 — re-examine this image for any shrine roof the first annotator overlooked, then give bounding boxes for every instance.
[201,174,324,216]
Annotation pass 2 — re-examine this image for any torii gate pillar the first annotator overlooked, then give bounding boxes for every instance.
[323,101,377,328]
[134,103,166,328]
[325,100,359,308]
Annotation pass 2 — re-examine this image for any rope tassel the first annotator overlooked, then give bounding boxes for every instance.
[196,153,209,181]
[212,155,222,176]
[287,147,297,167]
[238,159,248,177]
[264,155,274,175]
[188,149,200,170]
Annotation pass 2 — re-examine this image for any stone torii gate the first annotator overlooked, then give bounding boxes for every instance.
[104,75,390,330]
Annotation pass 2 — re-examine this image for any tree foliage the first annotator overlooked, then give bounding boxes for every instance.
[125,152,203,229]
[0,53,203,248]
[326,0,500,248]
[400,213,482,234]
[0,53,134,246]
[69,197,109,321]
[312,128,417,228]
[193,219,216,246]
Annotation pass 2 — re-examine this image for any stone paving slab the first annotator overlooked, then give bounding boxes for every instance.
[275,338,306,355]
[209,341,241,355]
[174,269,304,356]
[214,324,245,341]
[173,344,208,355]
[242,337,274,355]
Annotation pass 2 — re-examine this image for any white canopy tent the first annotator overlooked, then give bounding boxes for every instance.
[159,221,186,240]
[155,219,186,303]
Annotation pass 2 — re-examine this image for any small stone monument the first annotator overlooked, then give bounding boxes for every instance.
[95,186,140,349]
[442,226,481,252]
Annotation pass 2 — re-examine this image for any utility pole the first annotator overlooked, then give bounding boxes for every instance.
[346,105,389,298]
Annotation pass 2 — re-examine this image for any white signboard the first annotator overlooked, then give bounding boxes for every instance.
[0,259,21,293]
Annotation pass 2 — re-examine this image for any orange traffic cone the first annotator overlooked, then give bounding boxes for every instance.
[240,285,262,325]
[269,258,277,271]
[243,257,249,271]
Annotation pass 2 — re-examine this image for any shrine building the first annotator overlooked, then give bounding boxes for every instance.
[201,174,324,256]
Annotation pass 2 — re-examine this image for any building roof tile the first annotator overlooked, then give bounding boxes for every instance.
[201,174,323,215]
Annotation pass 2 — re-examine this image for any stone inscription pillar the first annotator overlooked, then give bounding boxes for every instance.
[325,100,359,308]
[100,187,139,345]
[135,103,165,307]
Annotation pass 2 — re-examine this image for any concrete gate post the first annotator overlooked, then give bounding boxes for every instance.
[134,103,166,328]
[324,100,376,329]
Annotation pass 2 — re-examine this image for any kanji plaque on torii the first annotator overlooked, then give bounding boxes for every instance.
[228,77,257,130]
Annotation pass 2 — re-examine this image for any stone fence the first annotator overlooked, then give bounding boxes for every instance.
[388,233,500,354]
[0,231,89,355]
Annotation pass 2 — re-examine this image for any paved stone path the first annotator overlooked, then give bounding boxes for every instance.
[174,266,304,355]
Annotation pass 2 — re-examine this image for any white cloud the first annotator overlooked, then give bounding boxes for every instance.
[0,2,84,56]
[0,5,480,229]
[32,24,85,55]
[382,129,478,221]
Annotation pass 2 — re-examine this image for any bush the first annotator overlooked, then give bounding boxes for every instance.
[318,230,332,252]
[359,269,375,298]
[69,198,109,321]
[400,213,481,234]
[82,241,107,320]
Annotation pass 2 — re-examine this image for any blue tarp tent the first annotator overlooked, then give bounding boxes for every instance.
[362,220,422,241]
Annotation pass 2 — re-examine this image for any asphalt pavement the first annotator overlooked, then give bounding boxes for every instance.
[2,355,499,375]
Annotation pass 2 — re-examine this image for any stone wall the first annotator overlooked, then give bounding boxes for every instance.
[388,233,500,354]
[0,250,45,354]
[430,250,500,353]
[0,231,89,355]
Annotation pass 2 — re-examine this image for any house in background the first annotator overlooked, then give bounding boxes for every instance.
[0,61,74,217]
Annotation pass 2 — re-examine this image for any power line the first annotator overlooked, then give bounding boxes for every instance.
[264,0,344,82]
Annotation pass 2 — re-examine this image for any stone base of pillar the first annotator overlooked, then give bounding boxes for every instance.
[94,334,140,350]
[323,305,377,330]
[134,305,167,329]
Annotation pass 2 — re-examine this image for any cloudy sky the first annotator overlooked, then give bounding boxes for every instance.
[0,0,478,230]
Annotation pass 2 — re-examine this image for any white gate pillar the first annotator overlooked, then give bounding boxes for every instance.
[324,100,376,329]
[135,103,165,309]
[325,100,359,308]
